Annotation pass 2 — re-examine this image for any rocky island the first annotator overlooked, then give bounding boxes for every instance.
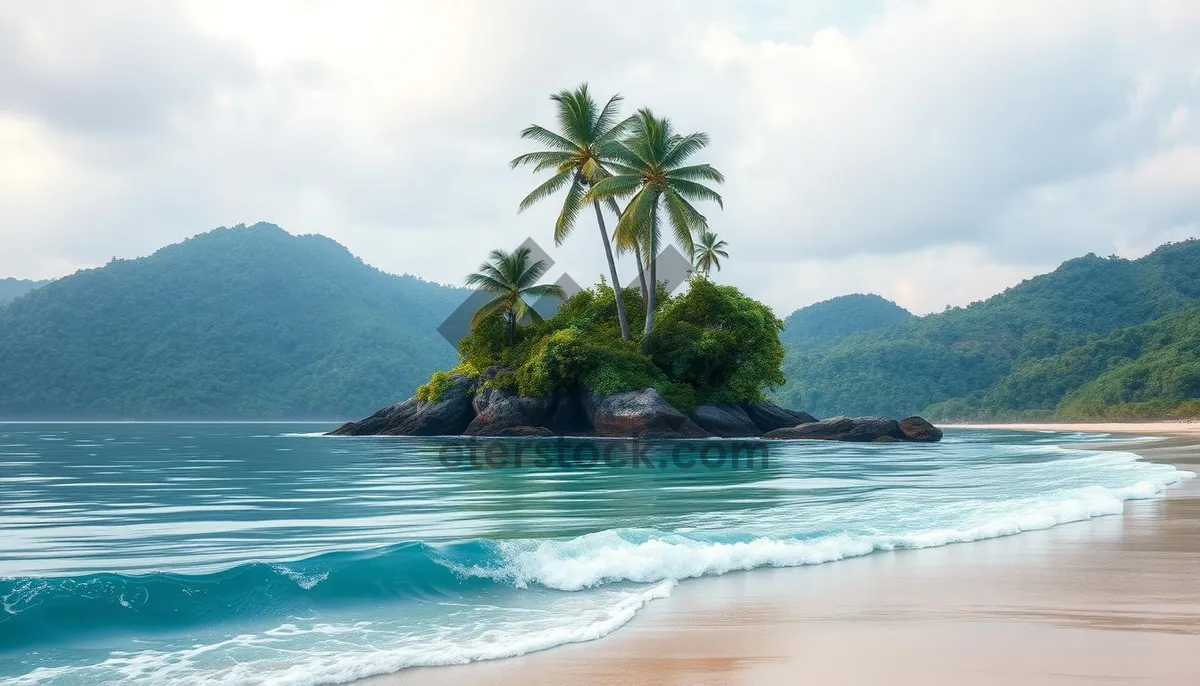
[329,371,942,442]
[328,275,942,444]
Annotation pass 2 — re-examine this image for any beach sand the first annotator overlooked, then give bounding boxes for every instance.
[364,424,1200,685]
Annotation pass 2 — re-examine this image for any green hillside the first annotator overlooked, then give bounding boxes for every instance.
[0,278,47,306]
[780,293,912,348]
[0,223,466,419]
[774,240,1200,418]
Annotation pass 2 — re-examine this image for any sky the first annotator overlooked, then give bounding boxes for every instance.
[1,0,1198,316]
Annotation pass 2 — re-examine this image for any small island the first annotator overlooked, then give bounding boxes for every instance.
[330,276,942,443]
[331,84,941,443]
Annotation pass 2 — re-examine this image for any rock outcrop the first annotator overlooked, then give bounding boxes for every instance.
[328,382,941,443]
[329,374,476,436]
[690,403,761,437]
[897,416,943,442]
[739,401,818,433]
[763,415,935,443]
[582,388,708,439]
[464,386,550,436]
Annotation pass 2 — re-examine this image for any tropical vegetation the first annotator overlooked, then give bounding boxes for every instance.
[510,85,635,340]
[692,231,728,276]
[437,276,783,412]
[0,224,466,419]
[589,107,725,349]
[464,247,566,345]
[774,240,1200,420]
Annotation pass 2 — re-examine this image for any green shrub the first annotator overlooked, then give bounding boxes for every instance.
[444,278,786,414]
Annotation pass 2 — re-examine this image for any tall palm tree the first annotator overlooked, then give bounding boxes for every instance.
[465,247,566,345]
[693,231,729,276]
[510,84,634,341]
[589,109,724,349]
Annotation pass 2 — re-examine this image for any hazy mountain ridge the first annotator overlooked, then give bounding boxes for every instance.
[773,239,1200,419]
[780,293,913,348]
[0,223,468,419]
[0,278,49,306]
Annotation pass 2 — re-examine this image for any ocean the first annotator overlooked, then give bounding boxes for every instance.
[0,423,1191,685]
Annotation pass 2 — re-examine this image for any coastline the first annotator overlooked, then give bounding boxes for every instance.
[363,424,1200,686]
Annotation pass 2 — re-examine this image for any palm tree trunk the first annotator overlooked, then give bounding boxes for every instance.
[593,200,631,341]
[507,310,515,346]
[633,242,648,303]
[642,200,659,352]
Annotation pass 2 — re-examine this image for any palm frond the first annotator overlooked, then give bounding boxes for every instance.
[553,176,586,245]
[517,169,572,213]
[662,132,710,167]
[470,295,510,328]
[663,189,704,256]
[587,174,641,201]
[518,124,578,152]
[666,163,725,184]
[509,150,574,171]
[666,177,724,209]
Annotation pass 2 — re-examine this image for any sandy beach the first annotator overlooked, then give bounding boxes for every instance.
[365,424,1200,686]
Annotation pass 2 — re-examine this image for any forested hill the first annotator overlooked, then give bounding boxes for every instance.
[0,223,467,419]
[0,278,47,306]
[773,239,1200,419]
[781,294,912,347]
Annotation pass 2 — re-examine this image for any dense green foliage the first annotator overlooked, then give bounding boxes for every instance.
[0,278,47,307]
[444,277,783,413]
[780,294,912,348]
[775,240,1200,419]
[0,224,466,419]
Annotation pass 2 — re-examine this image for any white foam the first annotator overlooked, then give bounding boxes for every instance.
[10,580,675,686]
[454,468,1193,591]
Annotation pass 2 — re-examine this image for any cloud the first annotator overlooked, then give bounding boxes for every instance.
[0,0,1197,316]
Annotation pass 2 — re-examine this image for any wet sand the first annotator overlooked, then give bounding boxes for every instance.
[366,427,1200,685]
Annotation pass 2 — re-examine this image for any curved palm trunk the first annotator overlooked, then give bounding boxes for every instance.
[633,243,649,302]
[642,200,659,352]
[593,200,631,341]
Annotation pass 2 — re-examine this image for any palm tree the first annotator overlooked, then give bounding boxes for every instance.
[465,247,566,345]
[589,109,724,349]
[693,231,729,276]
[510,84,634,341]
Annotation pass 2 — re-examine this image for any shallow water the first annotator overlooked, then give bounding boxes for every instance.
[0,423,1190,685]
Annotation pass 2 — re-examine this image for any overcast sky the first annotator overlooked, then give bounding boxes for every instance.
[2,0,1198,315]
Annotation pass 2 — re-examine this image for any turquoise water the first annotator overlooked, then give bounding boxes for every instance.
[0,423,1191,685]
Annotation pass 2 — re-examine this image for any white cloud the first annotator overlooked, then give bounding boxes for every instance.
[0,0,1197,316]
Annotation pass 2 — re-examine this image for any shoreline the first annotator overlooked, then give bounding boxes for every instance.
[363,424,1200,685]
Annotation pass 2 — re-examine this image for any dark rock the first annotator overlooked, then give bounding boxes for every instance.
[477,425,554,437]
[465,387,550,436]
[763,416,855,440]
[740,401,818,432]
[873,435,901,443]
[762,416,907,442]
[691,403,761,437]
[583,388,709,439]
[328,397,418,436]
[841,417,905,442]
[383,374,477,436]
[542,390,592,435]
[898,416,943,442]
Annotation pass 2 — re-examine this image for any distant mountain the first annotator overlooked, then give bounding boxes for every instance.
[925,307,1200,421]
[0,223,468,419]
[781,294,912,348]
[0,278,47,306]
[773,240,1200,419]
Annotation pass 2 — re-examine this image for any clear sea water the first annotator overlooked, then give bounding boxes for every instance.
[0,423,1192,685]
